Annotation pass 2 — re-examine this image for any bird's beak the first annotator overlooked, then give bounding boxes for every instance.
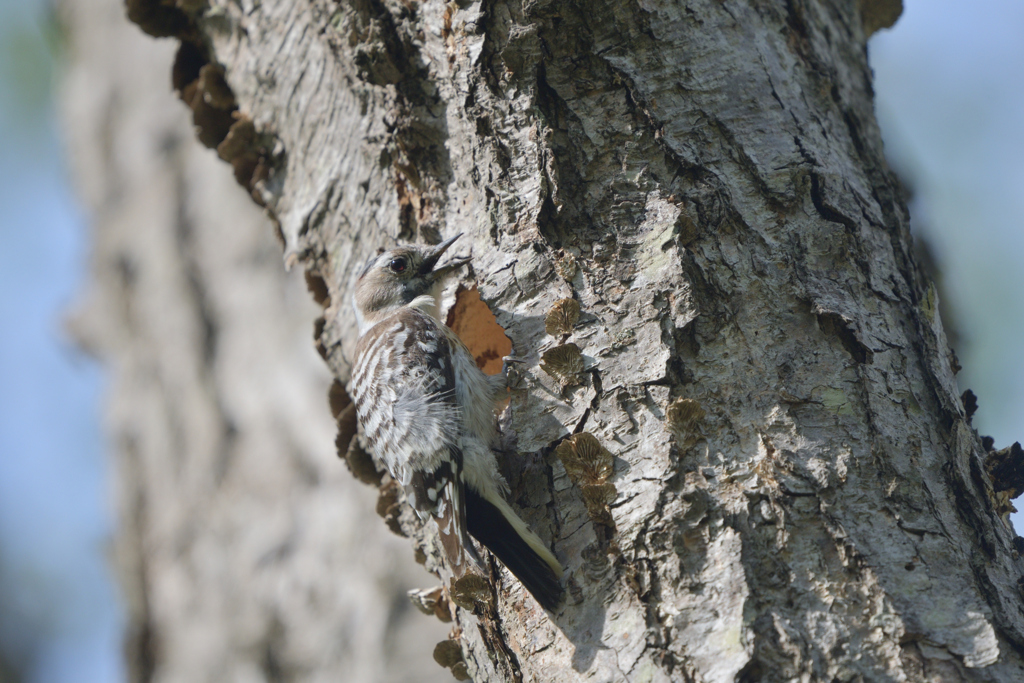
[421,233,471,281]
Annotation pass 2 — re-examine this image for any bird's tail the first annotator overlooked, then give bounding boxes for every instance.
[465,488,564,611]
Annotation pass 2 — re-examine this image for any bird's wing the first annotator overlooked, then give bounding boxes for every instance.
[351,308,474,574]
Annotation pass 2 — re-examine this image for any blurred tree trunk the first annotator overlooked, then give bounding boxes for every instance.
[58,1,449,682]
[0,650,18,683]
[60,0,1024,681]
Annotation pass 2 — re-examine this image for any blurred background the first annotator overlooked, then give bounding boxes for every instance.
[0,0,1021,681]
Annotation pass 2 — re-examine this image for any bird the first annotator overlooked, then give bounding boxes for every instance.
[348,234,564,610]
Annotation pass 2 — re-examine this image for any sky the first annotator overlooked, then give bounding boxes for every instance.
[0,1,123,682]
[871,0,1024,453]
[0,1,1020,681]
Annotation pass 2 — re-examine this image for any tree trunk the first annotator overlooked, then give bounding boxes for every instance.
[62,0,1024,680]
[58,2,449,682]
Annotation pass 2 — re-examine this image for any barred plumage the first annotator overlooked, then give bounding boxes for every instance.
[352,310,461,481]
[349,235,564,610]
[352,307,476,575]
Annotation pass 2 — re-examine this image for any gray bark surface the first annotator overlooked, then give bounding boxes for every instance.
[59,1,448,681]
[64,0,1024,681]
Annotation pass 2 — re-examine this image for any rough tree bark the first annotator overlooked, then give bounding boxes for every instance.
[62,0,1024,680]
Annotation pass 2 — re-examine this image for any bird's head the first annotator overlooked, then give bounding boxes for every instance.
[353,234,470,332]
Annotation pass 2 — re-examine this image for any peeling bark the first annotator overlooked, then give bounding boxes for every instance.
[64,0,1024,680]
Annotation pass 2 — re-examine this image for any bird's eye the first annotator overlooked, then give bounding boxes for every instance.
[388,258,407,273]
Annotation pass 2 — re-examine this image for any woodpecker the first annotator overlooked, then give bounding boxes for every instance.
[349,235,564,610]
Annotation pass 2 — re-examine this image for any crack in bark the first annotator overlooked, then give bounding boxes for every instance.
[570,368,604,435]
[808,172,857,233]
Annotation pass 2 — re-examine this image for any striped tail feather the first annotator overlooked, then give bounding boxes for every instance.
[408,455,479,578]
[465,488,564,611]
[434,476,468,577]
